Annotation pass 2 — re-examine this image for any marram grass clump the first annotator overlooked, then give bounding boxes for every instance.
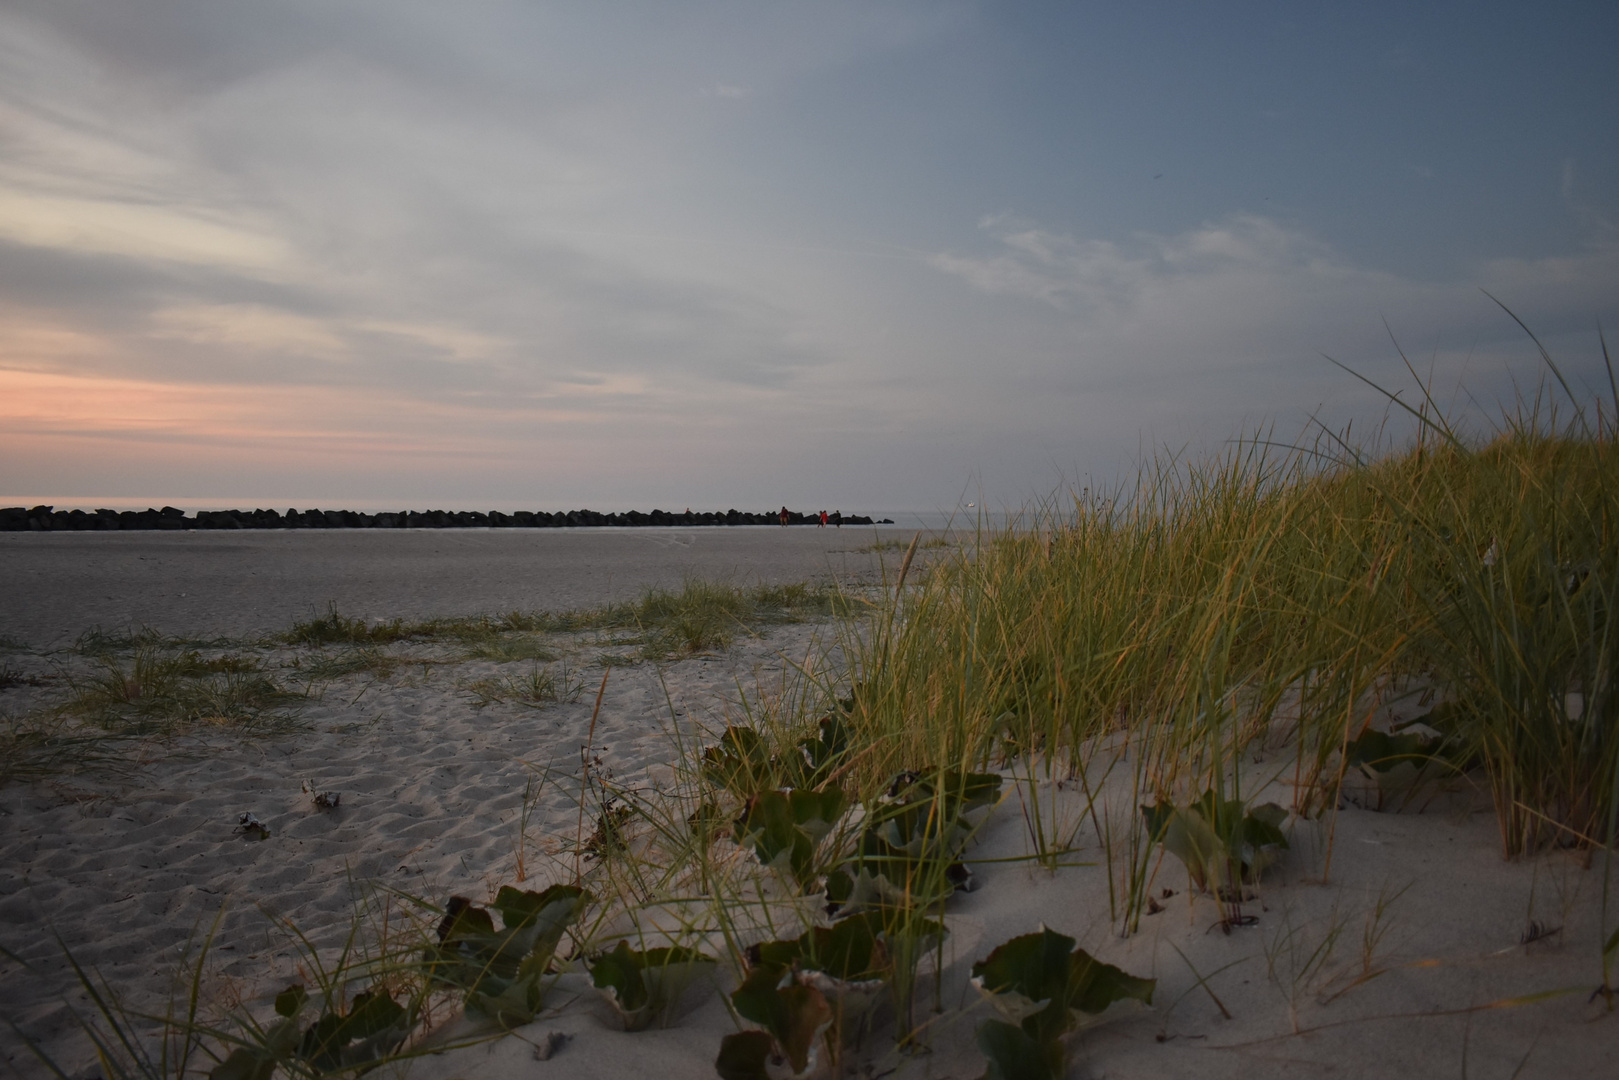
[834,373,1617,912]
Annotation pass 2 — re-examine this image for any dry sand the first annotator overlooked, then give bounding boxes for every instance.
[0,528,1613,1079]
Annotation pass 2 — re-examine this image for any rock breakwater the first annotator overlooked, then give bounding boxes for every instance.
[0,505,885,531]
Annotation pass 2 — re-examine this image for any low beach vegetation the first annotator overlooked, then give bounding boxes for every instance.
[465,662,587,709]
[278,580,854,659]
[62,647,305,739]
[970,926,1156,1080]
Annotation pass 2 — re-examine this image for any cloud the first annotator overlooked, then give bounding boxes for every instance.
[929,212,1405,366]
[934,212,1619,346]
[925,213,1619,455]
[2,2,1615,510]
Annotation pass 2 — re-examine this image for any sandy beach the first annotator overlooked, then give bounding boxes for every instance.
[1,528,1612,1080]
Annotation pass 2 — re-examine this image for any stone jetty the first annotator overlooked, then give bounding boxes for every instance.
[0,505,885,531]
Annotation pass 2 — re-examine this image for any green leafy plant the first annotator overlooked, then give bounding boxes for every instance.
[826,768,1002,913]
[733,787,849,891]
[971,927,1155,1080]
[701,714,853,802]
[744,909,944,1065]
[702,727,778,799]
[1141,791,1288,903]
[790,713,853,791]
[422,884,589,1027]
[587,941,715,1031]
[1341,721,1449,810]
[210,984,415,1080]
[715,964,834,1080]
[866,769,1002,858]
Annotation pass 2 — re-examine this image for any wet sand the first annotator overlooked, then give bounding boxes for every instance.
[0,525,920,647]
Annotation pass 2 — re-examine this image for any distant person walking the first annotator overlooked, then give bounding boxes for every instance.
[779,506,790,527]
[831,510,842,528]
[819,510,827,528]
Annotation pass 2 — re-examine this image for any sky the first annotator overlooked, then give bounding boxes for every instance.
[2,1,1617,515]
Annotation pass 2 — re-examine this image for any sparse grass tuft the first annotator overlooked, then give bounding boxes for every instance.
[0,715,131,783]
[75,626,165,656]
[460,635,557,664]
[632,578,855,656]
[466,663,587,708]
[61,647,305,737]
[290,646,401,683]
[279,608,410,647]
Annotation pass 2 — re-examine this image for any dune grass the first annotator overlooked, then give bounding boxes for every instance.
[825,369,1617,932]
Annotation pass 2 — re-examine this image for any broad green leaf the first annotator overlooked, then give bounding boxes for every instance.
[436,899,495,943]
[424,885,588,1022]
[747,915,892,1022]
[735,787,847,888]
[295,989,411,1073]
[975,1019,1064,1080]
[702,727,773,798]
[772,984,832,1075]
[209,1011,305,1080]
[727,965,831,1077]
[208,1048,276,1080]
[492,882,588,932]
[866,768,1001,866]
[829,831,966,913]
[588,941,715,1031]
[796,713,851,789]
[714,1030,776,1080]
[1141,794,1289,891]
[796,913,886,982]
[1066,949,1156,1016]
[273,985,307,1019]
[731,963,793,1029]
[972,927,1155,1043]
[1346,729,1439,775]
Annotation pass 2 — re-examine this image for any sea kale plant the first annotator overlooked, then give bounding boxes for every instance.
[1141,790,1289,920]
[587,941,717,1031]
[971,927,1155,1080]
[422,884,589,1028]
